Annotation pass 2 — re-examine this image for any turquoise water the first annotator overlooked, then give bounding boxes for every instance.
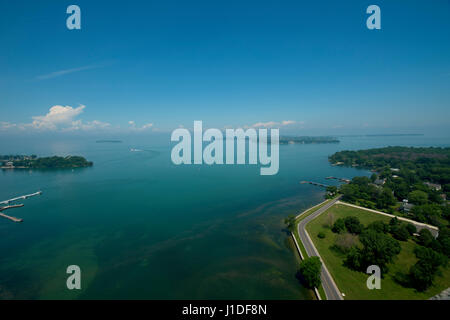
[0,134,449,299]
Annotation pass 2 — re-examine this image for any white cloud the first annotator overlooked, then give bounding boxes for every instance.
[36,65,102,80]
[0,105,114,132]
[31,105,86,130]
[252,121,279,128]
[63,119,111,131]
[245,120,300,129]
[0,122,17,131]
[128,121,154,131]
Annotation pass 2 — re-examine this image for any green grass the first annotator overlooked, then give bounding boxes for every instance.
[305,203,450,300]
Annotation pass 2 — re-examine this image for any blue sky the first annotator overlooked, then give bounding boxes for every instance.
[0,0,449,135]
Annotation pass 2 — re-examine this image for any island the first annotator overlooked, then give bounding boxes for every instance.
[95,140,122,143]
[0,155,93,169]
[279,136,339,145]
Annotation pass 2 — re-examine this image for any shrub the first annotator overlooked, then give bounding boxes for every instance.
[344,216,363,234]
[318,232,326,239]
[332,218,346,234]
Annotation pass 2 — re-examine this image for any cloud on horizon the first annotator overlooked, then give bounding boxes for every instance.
[0,105,112,132]
[243,120,303,129]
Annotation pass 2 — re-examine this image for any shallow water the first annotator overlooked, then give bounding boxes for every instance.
[0,134,448,299]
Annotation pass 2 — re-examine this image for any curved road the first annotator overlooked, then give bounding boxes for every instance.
[297,196,343,300]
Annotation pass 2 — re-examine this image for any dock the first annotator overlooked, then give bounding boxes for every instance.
[0,191,42,205]
[300,181,329,188]
[325,176,351,183]
[0,191,42,222]
[0,212,23,222]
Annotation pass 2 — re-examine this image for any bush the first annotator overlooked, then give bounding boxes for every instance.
[318,232,326,239]
[332,218,346,234]
[344,216,363,234]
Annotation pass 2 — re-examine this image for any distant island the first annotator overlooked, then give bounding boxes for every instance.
[96,140,122,143]
[280,136,339,145]
[0,155,93,169]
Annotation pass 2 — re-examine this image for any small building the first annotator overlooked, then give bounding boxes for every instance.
[374,178,386,186]
[5,161,13,167]
[424,182,442,191]
[390,168,400,172]
[400,199,414,213]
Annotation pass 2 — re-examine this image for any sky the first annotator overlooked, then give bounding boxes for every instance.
[0,0,449,136]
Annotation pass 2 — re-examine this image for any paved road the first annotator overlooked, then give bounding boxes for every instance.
[297,196,343,300]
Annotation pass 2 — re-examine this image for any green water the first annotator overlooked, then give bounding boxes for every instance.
[0,134,448,299]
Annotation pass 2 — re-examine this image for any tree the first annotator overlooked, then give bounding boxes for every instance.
[408,190,428,205]
[344,216,363,234]
[436,228,450,257]
[410,204,442,225]
[377,187,396,209]
[298,257,322,288]
[417,228,434,247]
[284,215,296,232]
[345,229,401,273]
[370,173,377,183]
[405,223,417,235]
[409,247,447,291]
[332,218,346,234]
[326,185,338,195]
[367,221,389,234]
[391,224,410,241]
[340,184,359,202]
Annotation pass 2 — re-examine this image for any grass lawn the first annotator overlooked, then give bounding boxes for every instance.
[305,203,450,300]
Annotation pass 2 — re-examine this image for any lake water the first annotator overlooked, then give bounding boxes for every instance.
[0,134,449,299]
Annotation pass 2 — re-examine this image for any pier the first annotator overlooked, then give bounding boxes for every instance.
[300,181,329,188]
[0,191,42,205]
[0,212,23,223]
[325,176,351,183]
[0,191,42,222]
